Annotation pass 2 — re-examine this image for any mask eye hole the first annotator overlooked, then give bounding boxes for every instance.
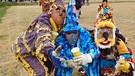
[62,9,66,13]
[56,7,60,11]
[65,31,78,35]
[66,32,72,34]
[55,6,66,13]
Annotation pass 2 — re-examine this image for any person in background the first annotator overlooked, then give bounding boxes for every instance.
[86,0,90,5]
[54,2,100,76]
[74,0,83,19]
[94,0,113,28]
[11,0,66,76]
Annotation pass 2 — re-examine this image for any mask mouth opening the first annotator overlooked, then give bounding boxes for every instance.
[100,41,110,45]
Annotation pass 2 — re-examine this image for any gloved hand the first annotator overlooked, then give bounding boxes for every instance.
[73,54,92,65]
[115,59,130,73]
[52,45,62,57]
[64,59,78,68]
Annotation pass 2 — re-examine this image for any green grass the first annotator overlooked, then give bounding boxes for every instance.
[0,34,8,40]
[0,2,18,7]
[0,2,18,23]
[0,7,8,23]
[0,2,37,23]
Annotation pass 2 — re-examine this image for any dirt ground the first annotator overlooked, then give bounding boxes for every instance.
[0,2,135,76]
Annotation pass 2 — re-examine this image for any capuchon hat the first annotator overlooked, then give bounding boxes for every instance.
[54,0,64,7]
[63,1,81,32]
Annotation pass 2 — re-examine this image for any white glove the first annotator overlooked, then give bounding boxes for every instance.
[73,54,93,65]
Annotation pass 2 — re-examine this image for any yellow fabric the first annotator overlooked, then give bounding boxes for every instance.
[16,55,36,76]
[50,18,58,32]
[50,0,55,2]
[15,37,21,53]
[95,38,115,46]
[11,22,55,76]
[108,38,115,46]
[95,38,105,46]
[116,60,130,73]
[116,39,129,54]
[96,21,115,29]
[22,32,31,53]
[50,18,60,40]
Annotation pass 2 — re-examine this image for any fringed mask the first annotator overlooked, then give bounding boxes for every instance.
[95,21,115,49]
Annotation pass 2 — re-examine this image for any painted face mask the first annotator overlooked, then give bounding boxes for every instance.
[95,21,115,49]
[50,4,66,26]
[65,31,79,46]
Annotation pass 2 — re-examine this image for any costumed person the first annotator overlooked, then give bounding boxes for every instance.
[11,0,66,76]
[94,0,113,28]
[74,0,83,19]
[91,0,128,44]
[87,1,135,75]
[94,21,135,76]
[54,1,100,76]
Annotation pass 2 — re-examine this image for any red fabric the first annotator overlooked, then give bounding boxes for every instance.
[129,48,133,55]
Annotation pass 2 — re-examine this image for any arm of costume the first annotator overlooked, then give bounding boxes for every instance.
[49,49,78,69]
[115,55,134,73]
[50,33,79,69]
[33,13,65,69]
[115,39,134,73]
[89,46,100,59]
[85,30,101,59]
[83,29,101,59]
[74,30,101,65]
[73,47,100,65]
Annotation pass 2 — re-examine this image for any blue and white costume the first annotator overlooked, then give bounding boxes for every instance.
[54,2,100,76]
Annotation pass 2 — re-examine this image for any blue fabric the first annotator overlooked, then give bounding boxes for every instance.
[103,8,108,14]
[49,51,65,69]
[84,60,100,76]
[120,54,132,59]
[63,5,81,32]
[54,2,100,76]
[98,54,131,69]
[97,53,132,75]
[99,58,116,68]
[54,28,100,76]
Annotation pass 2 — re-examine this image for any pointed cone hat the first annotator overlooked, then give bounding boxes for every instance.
[63,1,81,32]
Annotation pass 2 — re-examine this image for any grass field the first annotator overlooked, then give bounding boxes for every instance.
[0,2,135,76]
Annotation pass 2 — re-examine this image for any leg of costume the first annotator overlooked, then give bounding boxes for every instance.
[86,0,89,5]
[16,55,46,76]
[76,9,80,19]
